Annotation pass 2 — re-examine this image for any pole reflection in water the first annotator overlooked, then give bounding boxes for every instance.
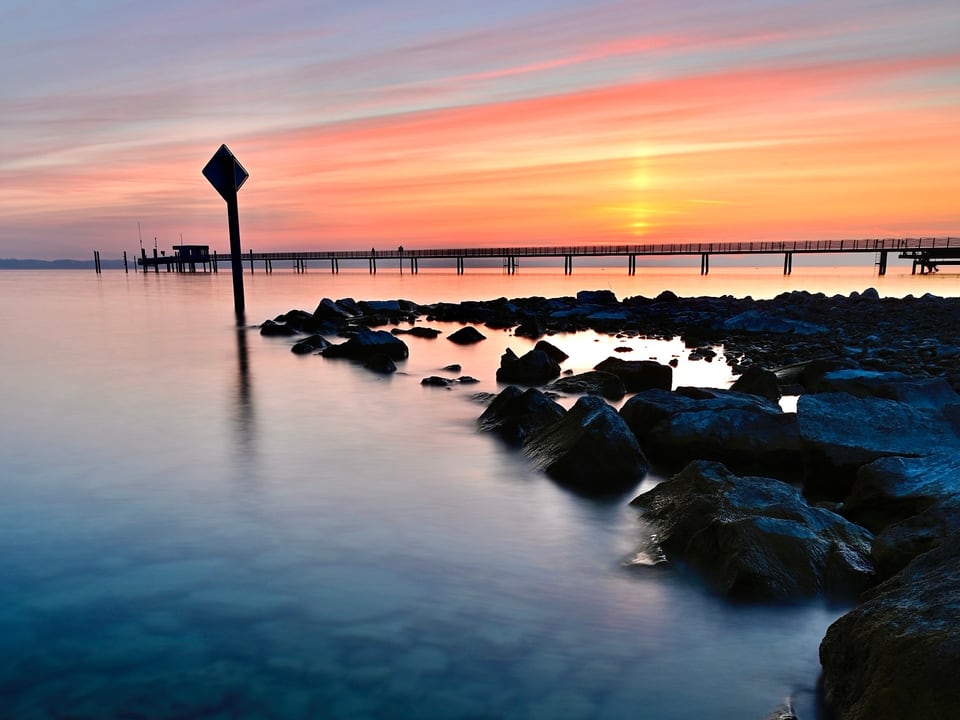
[233,323,257,474]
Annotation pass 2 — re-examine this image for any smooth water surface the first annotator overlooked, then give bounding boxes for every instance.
[3,266,954,718]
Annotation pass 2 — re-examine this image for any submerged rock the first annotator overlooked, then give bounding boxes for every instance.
[523,395,649,495]
[819,534,960,720]
[364,353,397,374]
[477,385,566,446]
[630,460,874,600]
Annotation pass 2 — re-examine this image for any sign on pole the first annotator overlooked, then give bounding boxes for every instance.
[203,144,248,321]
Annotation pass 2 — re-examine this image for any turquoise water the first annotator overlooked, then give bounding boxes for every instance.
[1,267,953,719]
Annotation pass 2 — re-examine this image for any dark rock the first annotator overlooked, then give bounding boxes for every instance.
[364,354,397,374]
[614,346,632,353]
[796,393,960,498]
[392,326,442,338]
[723,309,827,335]
[442,364,462,372]
[576,289,618,305]
[421,376,454,387]
[620,387,800,474]
[457,375,479,384]
[819,534,960,720]
[533,339,569,363]
[549,371,626,401]
[259,319,298,337]
[524,396,649,495]
[496,348,561,385]
[813,369,959,408]
[313,297,357,322]
[843,452,960,579]
[730,366,781,401]
[594,357,672,393]
[447,326,486,345]
[321,327,410,361]
[477,385,566,446]
[291,334,330,354]
[514,320,546,339]
[844,452,960,533]
[630,460,874,600]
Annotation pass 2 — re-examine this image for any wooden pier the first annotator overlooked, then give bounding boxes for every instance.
[136,236,959,276]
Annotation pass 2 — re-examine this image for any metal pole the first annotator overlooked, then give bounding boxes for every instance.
[227,193,245,320]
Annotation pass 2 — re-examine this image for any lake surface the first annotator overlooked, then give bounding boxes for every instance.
[1,265,956,719]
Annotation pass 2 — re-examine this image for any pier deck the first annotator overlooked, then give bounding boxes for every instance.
[136,236,958,276]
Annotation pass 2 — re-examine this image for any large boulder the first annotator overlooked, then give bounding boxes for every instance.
[843,452,960,579]
[819,534,960,720]
[523,396,649,495]
[477,386,566,446]
[321,327,410,361]
[594,357,672,393]
[630,460,874,600]
[496,348,561,385]
[722,309,827,335]
[813,369,959,408]
[619,387,800,474]
[730,365,781,401]
[549,371,625,401]
[796,393,960,498]
[533,339,568,363]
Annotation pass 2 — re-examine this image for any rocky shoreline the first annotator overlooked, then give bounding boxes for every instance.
[261,288,960,720]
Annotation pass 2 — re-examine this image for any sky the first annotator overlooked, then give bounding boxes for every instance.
[1,0,959,259]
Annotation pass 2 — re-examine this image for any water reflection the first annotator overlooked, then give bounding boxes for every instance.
[233,324,257,468]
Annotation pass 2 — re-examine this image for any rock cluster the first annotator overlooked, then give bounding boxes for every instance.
[260,288,960,718]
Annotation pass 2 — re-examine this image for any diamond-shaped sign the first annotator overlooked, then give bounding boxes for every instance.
[202,144,249,202]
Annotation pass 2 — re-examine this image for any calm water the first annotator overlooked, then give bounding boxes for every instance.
[1,265,956,719]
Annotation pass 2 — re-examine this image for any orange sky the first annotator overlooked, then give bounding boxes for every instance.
[1,1,958,258]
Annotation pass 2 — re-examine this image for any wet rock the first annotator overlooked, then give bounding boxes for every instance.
[260,319,298,337]
[843,452,960,579]
[576,289,618,305]
[620,387,800,475]
[819,534,960,720]
[514,319,546,339]
[457,375,479,384]
[321,327,410,361]
[421,376,454,387]
[594,357,672,393]
[533,339,569,363]
[723,309,827,335]
[313,297,357,322]
[392,326,441,338]
[447,326,486,345]
[549,371,626,401]
[478,385,566,446]
[730,365,781,401]
[631,460,874,600]
[796,393,960,498]
[291,334,330,354]
[442,364,461,372]
[496,348,561,385]
[813,369,959,408]
[524,396,649,495]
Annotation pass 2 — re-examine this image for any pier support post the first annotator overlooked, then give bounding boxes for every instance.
[249,249,254,274]
[153,247,160,273]
[123,251,128,273]
[700,253,710,275]
[877,250,888,275]
[628,255,636,275]
[564,255,572,274]
[783,251,793,275]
